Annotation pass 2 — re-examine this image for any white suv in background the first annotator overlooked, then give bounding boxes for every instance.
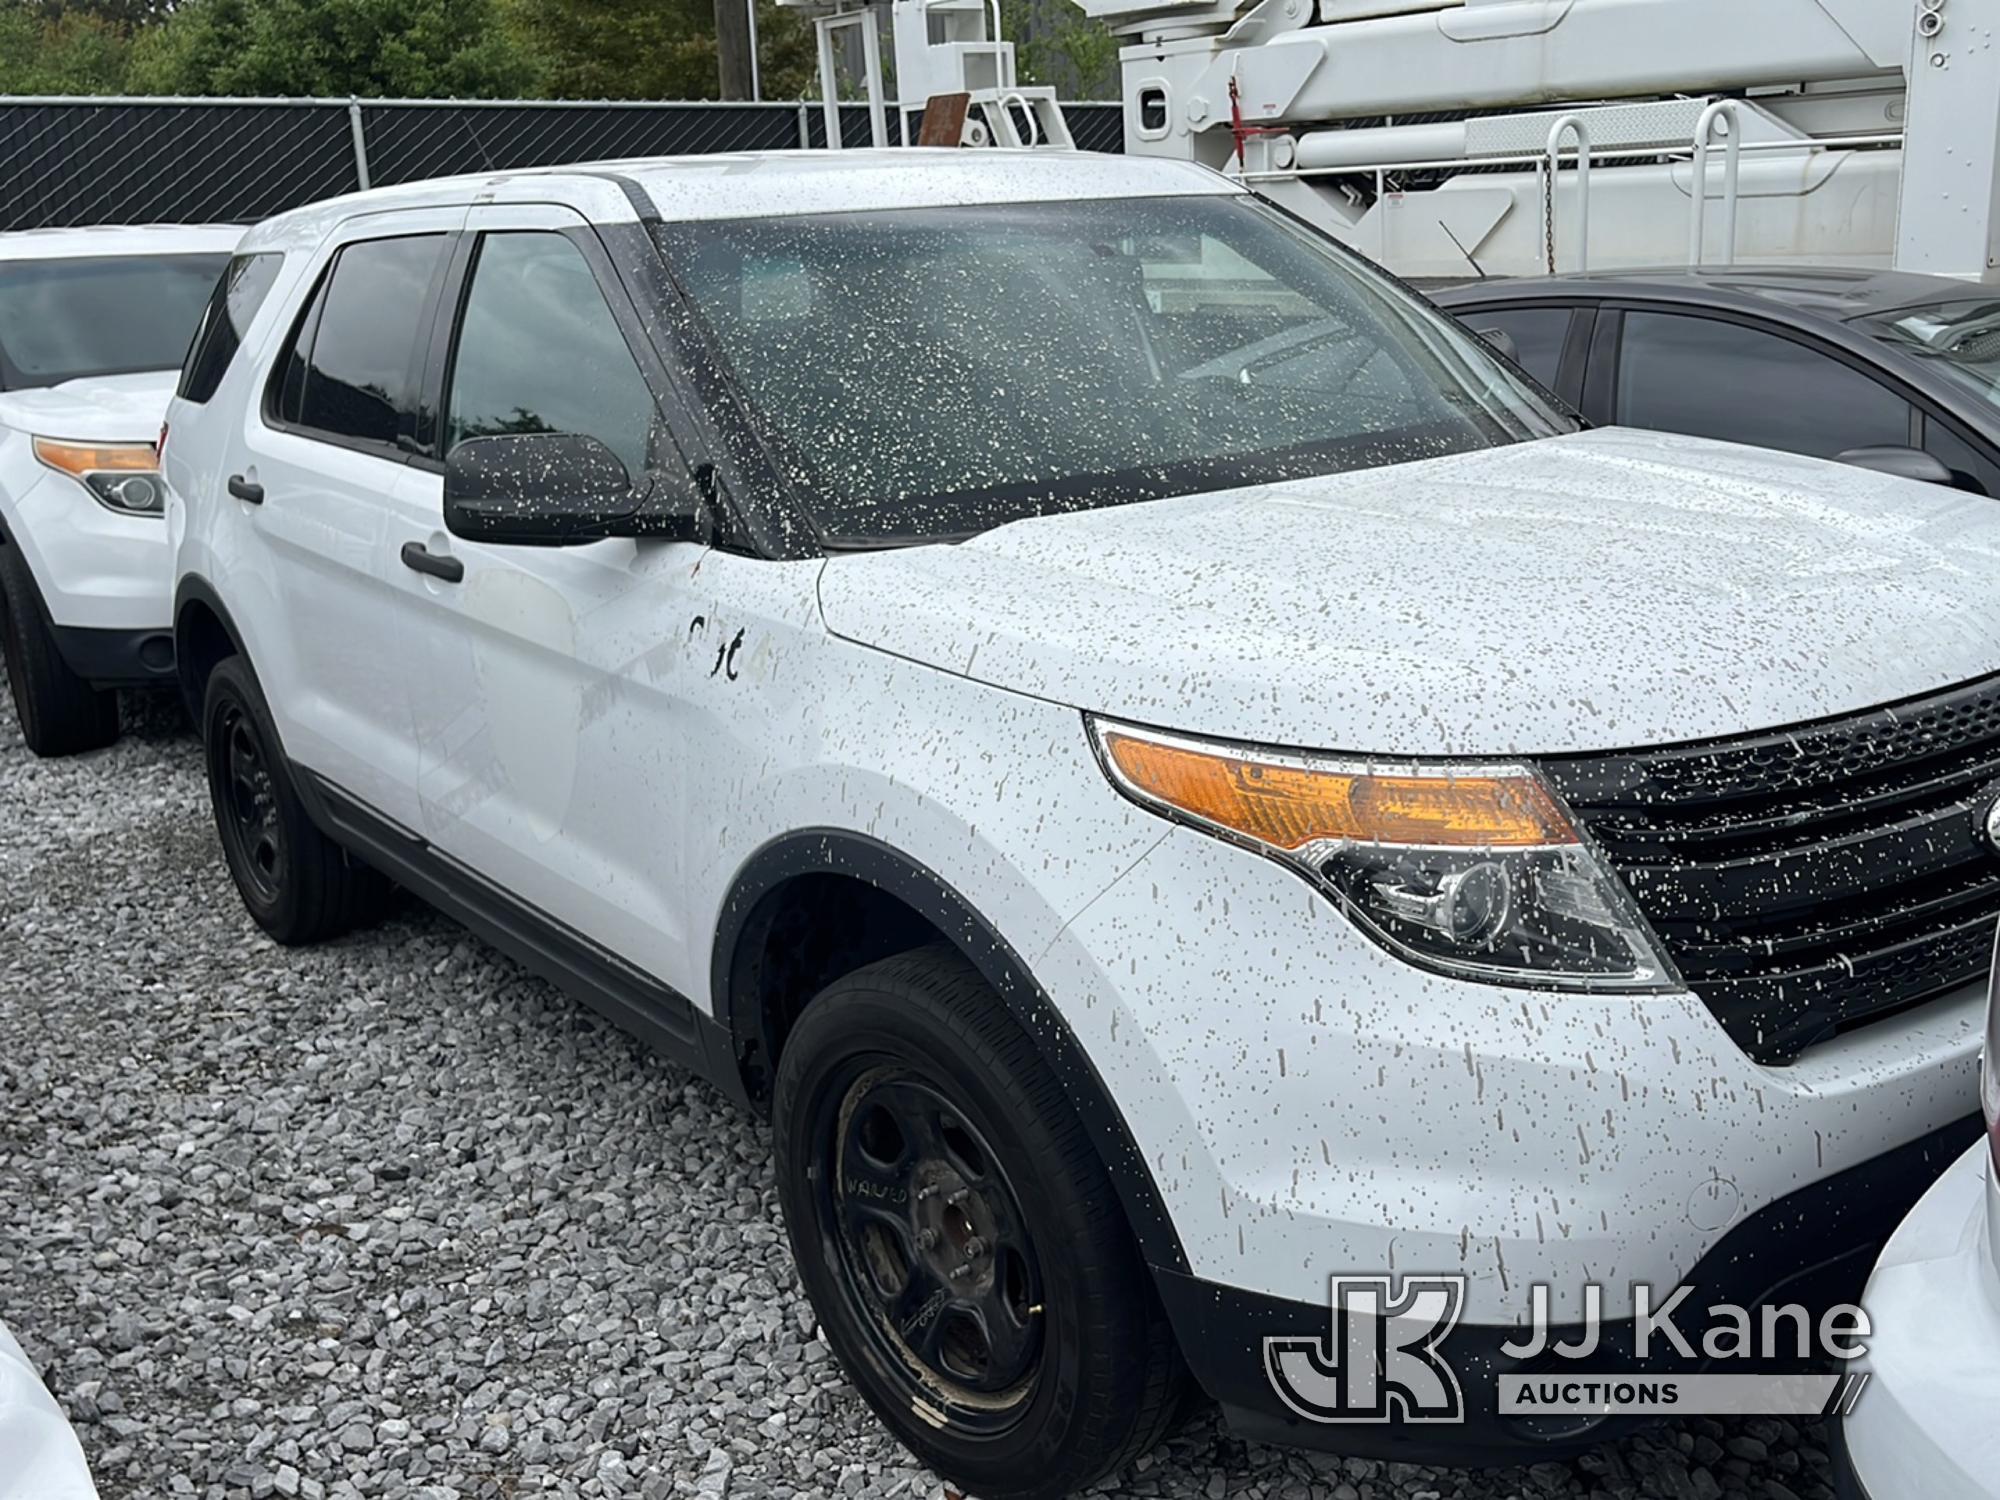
[0,225,241,755]
[163,152,1991,1499]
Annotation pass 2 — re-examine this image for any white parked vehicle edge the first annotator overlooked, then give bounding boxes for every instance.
[162,150,1991,1498]
[0,225,240,756]
[1835,927,2000,1500]
[0,1319,97,1500]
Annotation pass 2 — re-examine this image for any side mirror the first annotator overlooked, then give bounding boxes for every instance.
[1474,326,1520,363]
[1836,445,1956,487]
[443,432,700,546]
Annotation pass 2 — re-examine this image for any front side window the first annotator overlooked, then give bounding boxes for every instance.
[279,234,445,451]
[0,252,229,390]
[444,231,656,478]
[1616,310,1910,459]
[179,252,285,405]
[657,194,1567,545]
[1457,305,1573,391]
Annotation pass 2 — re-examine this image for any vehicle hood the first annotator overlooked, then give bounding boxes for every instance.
[0,370,175,445]
[817,428,2000,757]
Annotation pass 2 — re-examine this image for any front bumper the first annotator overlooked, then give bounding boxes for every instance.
[1042,821,1986,1326]
[47,620,176,688]
[1159,1112,1980,1465]
[2,467,171,636]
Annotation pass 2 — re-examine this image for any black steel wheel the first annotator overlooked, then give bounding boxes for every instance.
[821,1068,1046,1428]
[216,697,285,905]
[201,655,386,945]
[774,945,1187,1500]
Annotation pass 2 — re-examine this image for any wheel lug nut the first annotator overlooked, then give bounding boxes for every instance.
[917,1228,939,1250]
[950,1260,972,1279]
[947,1189,969,1207]
[964,1236,987,1258]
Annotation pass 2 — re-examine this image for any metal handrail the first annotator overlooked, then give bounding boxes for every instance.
[1689,98,1743,268]
[1238,131,1903,183]
[1544,113,1591,274]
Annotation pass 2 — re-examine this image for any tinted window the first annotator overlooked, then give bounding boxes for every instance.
[0,253,229,390]
[290,235,444,450]
[445,232,656,477]
[178,252,284,404]
[1617,311,1910,459]
[1459,306,1571,390]
[1921,413,2000,497]
[658,195,1569,545]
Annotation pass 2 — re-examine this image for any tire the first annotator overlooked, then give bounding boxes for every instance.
[774,945,1187,1500]
[201,655,386,945]
[0,542,121,757]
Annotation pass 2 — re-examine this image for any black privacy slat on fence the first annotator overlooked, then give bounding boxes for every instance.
[0,101,360,229]
[1065,103,1126,154]
[0,98,1128,232]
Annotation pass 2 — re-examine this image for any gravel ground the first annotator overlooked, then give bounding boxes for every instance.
[0,676,1844,1500]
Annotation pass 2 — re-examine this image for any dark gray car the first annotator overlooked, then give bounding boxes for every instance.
[1435,266,2000,494]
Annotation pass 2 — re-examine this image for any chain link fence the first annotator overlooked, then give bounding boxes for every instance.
[0,96,1126,232]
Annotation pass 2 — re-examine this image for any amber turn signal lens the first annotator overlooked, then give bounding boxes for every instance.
[32,437,159,476]
[1099,729,1577,850]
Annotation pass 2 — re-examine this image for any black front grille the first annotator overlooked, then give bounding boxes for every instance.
[1544,674,2000,1065]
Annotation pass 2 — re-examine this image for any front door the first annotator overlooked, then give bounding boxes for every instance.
[401,203,709,980]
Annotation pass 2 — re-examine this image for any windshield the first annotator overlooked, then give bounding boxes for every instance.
[0,253,230,391]
[1859,296,2000,411]
[657,195,1570,545]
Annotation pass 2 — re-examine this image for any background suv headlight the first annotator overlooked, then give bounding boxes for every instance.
[1091,719,1679,992]
[33,437,167,516]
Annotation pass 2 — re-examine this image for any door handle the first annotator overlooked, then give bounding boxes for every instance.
[227,474,264,505]
[400,540,464,583]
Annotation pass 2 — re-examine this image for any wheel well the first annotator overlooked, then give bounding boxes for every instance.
[724,872,939,1108]
[174,598,237,716]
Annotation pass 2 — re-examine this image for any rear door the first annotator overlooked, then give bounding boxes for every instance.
[225,208,462,827]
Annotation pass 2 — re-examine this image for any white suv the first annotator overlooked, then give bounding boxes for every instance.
[163,152,1992,1498]
[0,225,241,754]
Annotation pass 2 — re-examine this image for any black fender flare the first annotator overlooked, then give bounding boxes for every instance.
[172,573,250,713]
[712,828,1191,1277]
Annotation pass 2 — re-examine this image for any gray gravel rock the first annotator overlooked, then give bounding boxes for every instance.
[0,680,1841,1500]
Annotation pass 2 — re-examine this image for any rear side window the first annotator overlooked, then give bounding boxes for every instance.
[178,252,283,404]
[272,234,445,452]
[1616,310,1911,460]
[1458,306,1571,390]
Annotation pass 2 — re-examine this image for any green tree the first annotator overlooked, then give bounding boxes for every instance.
[501,0,817,102]
[0,8,135,93]
[125,0,542,98]
[1005,0,1119,99]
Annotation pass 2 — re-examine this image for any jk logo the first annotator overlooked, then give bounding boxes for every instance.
[1264,1275,1467,1423]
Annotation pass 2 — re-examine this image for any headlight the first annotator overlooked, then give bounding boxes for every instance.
[33,437,167,516]
[1091,720,1678,992]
